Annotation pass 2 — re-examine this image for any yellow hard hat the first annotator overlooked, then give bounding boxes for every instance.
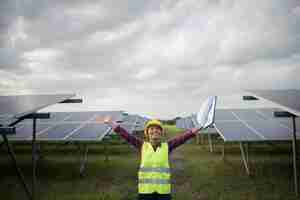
[144,119,163,135]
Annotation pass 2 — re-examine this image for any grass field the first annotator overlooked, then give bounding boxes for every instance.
[0,125,299,200]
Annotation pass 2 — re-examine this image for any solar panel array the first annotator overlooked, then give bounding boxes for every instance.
[176,108,300,141]
[2,111,141,142]
[120,114,148,133]
[1,111,148,142]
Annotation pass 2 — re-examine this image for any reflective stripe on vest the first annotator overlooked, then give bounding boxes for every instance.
[139,167,170,173]
[138,142,171,194]
[139,178,170,185]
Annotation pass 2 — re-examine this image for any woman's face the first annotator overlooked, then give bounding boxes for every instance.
[147,126,163,147]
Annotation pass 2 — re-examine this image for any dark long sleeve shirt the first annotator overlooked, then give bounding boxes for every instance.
[113,125,196,153]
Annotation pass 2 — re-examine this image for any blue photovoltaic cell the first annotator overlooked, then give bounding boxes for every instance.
[275,118,300,129]
[231,109,266,121]
[181,120,186,129]
[176,119,182,129]
[245,120,300,140]
[215,121,263,141]
[7,123,52,140]
[176,118,189,129]
[119,114,147,132]
[215,109,237,121]
[255,108,279,119]
[122,115,138,123]
[256,108,300,128]
[37,123,80,140]
[69,124,110,141]
[38,112,72,123]
[179,119,185,129]
[64,112,96,121]
[177,119,183,129]
[183,118,193,129]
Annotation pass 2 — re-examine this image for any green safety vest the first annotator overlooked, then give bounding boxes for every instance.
[138,142,171,194]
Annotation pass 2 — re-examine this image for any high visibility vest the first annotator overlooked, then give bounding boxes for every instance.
[138,142,171,194]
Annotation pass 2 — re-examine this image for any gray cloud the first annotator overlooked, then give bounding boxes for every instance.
[0,0,300,118]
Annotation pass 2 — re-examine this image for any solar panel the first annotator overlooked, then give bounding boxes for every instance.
[183,118,192,129]
[19,112,72,124]
[177,118,188,129]
[0,94,74,126]
[245,120,300,140]
[69,124,111,141]
[231,109,267,121]
[214,109,237,121]
[214,108,300,142]
[215,121,263,141]
[175,118,183,129]
[255,108,280,119]
[179,118,185,129]
[122,114,138,123]
[37,124,80,140]
[118,114,148,132]
[248,90,300,117]
[2,111,125,142]
[92,111,125,123]
[64,112,97,121]
[7,123,52,140]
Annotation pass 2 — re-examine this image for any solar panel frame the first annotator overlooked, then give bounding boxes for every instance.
[215,121,263,142]
[214,108,300,142]
[247,90,300,117]
[214,109,237,121]
[7,123,53,141]
[68,123,111,141]
[245,120,300,141]
[2,111,127,142]
[231,109,267,121]
[37,123,82,141]
[0,94,74,126]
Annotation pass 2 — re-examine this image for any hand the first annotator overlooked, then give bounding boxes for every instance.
[95,116,117,127]
[191,128,200,134]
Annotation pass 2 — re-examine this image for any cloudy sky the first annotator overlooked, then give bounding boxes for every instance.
[0,0,300,118]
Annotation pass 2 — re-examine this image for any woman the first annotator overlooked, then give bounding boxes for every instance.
[96,117,200,200]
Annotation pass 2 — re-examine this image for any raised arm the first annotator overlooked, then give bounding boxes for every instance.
[112,124,143,150]
[167,128,200,153]
[95,116,143,150]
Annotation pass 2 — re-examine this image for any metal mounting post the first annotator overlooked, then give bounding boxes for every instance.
[1,134,32,200]
[208,133,213,153]
[240,142,250,175]
[292,115,298,195]
[79,145,89,177]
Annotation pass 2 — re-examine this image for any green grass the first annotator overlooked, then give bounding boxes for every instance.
[0,125,299,200]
